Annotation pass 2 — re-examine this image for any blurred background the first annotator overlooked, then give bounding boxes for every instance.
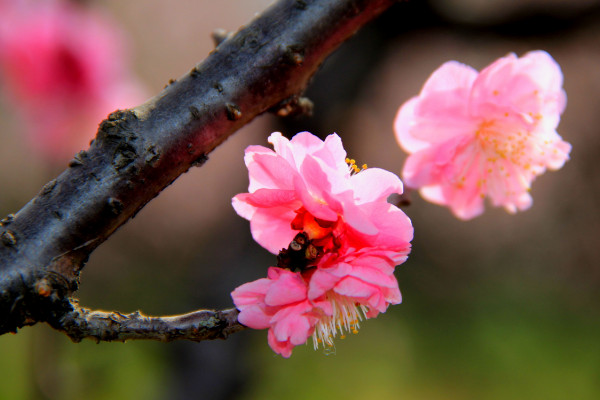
[1,0,599,399]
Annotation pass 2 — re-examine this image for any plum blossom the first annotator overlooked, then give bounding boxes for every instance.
[394,50,571,220]
[0,0,145,161]
[231,132,413,357]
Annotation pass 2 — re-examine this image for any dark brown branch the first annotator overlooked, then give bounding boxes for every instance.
[0,0,397,338]
[53,300,245,343]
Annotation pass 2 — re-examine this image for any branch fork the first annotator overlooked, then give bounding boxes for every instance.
[0,0,397,342]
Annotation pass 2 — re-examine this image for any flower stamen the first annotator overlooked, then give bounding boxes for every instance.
[312,293,367,350]
[345,157,367,175]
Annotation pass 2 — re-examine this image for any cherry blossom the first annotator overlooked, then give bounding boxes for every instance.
[231,132,413,357]
[394,51,571,219]
[0,0,145,161]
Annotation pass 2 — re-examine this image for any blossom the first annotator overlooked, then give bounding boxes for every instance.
[0,0,145,161]
[231,132,413,357]
[394,50,571,219]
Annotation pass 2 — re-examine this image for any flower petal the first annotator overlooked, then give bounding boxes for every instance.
[350,168,403,204]
[265,269,307,306]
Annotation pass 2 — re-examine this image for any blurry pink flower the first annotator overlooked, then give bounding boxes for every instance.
[231,132,413,357]
[394,50,571,219]
[0,0,145,161]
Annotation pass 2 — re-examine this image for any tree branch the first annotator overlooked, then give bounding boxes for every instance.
[0,0,397,339]
[53,300,244,343]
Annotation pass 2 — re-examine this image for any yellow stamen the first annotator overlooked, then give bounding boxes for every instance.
[346,157,367,175]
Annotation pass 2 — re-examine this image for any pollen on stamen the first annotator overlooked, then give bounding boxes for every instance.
[345,157,367,175]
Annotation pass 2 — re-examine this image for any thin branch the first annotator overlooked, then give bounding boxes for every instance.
[0,0,397,338]
[53,300,245,343]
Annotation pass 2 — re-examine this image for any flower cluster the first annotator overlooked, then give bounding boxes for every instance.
[231,132,413,357]
[394,50,571,219]
[0,0,145,161]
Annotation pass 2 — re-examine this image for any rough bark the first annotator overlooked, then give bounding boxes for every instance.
[0,0,396,341]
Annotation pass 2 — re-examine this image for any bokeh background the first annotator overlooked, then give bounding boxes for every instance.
[1,0,599,399]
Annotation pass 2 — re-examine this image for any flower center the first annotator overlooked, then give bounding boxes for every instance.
[475,119,533,166]
[276,232,320,272]
[292,208,341,249]
[277,208,342,272]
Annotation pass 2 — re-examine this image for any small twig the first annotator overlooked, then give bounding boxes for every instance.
[211,28,234,47]
[270,95,314,117]
[53,299,246,343]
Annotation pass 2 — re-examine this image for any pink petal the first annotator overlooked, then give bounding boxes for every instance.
[394,97,430,153]
[237,305,273,329]
[231,278,270,306]
[231,194,257,221]
[271,302,315,344]
[248,207,299,254]
[265,269,307,306]
[239,188,298,208]
[290,131,328,154]
[246,150,297,192]
[267,132,298,166]
[353,202,414,249]
[333,276,379,299]
[350,168,404,204]
[267,328,294,358]
[421,60,478,95]
[546,138,571,170]
[231,278,273,329]
[403,134,470,189]
[382,285,402,305]
[314,133,348,171]
[343,261,399,289]
[294,159,339,221]
[395,61,479,149]
[307,268,343,300]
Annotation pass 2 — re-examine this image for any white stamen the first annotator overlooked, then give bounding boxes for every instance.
[311,293,367,350]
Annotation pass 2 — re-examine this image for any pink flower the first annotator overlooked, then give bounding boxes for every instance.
[0,0,145,161]
[394,51,571,219]
[231,132,413,357]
